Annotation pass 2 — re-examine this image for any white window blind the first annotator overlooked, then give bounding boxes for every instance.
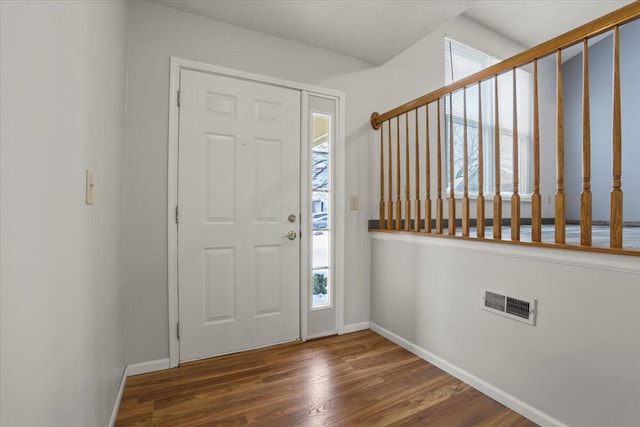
[444,38,532,196]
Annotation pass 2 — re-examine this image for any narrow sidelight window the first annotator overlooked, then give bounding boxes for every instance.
[311,113,331,309]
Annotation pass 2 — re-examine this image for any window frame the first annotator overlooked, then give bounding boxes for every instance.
[310,112,333,311]
[444,37,533,200]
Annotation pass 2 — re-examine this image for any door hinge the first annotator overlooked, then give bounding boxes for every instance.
[177,322,180,340]
[177,90,181,107]
[175,205,179,224]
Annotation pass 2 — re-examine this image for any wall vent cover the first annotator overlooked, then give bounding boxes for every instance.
[481,288,536,325]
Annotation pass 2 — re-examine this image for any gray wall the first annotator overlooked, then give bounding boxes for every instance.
[564,19,640,222]
[369,15,559,226]
[122,0,544,367]
[0,1,129,425]
[371,235,640,426]
[124,1,377,364]
[368,13,640,427]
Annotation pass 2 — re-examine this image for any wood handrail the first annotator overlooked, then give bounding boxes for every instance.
[370,1,640,129]
[371,2,639,256]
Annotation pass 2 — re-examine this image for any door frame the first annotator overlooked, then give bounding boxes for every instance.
[167,57,346,368]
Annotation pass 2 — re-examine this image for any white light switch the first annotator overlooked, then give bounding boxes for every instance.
[350,196,359,211]
[86,169,95,205]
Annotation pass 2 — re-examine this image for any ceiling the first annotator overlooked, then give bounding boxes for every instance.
[463,1,632,48]
[151,0,633,65]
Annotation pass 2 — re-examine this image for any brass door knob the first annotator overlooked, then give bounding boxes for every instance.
[283,230,297,240]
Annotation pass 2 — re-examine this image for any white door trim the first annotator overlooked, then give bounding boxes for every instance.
[299,92,310,343]
[167,57,346,368]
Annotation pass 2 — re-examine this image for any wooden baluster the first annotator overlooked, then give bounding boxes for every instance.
[396,116,402,230]
[611,26,623,248]
[511,68,521,241]
[380,121,386,229]
[425,104,432,233]
[462,88,470,237]
[387,119,393,229]
[477,81,485,238]
[581,39,592,246]
[436,100,444,234]
[493,75,502,239]
[555,49,566,244]
[415,109,421,232]
[531,59,542,243]
[405,114,412,231]
[448,93,456,236]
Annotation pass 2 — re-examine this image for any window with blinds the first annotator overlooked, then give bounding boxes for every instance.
[444,38,532,196]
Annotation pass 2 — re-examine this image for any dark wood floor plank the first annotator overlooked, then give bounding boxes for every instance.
[116,330,537,426]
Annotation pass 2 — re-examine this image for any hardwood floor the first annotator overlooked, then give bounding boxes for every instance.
[116,330,537,426]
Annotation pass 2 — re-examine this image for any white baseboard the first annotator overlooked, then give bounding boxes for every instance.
[108,369,127,427]
[369,322,567,427]
[126,358,171,377]
[108,359,171,425]
[342,321,370,334]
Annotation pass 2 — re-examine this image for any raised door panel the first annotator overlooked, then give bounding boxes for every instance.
[204,248,236,324]
[178,69,301,362]
[205,134,235,223]
[254,245,281,316]
[255,138,281,223]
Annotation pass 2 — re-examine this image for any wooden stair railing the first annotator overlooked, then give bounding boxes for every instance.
[493,75,501,240]
[369,2,640,256]
[555,49,566,245]
[531,59,541,243]
[611,25,623,249]
[476,81,485,239]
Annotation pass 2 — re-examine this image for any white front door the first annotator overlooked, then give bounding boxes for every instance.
[177,69,301,362]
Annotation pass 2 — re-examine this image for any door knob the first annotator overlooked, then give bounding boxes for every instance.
[283,230,297,240]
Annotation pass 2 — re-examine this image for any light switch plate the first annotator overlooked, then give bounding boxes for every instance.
[86,169,94,205]
[350,196,359,211]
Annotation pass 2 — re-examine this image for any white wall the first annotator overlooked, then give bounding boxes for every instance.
[124,0,377,364]
[370,234,640,426]
[0,1,129,425]
[375,14,528,110]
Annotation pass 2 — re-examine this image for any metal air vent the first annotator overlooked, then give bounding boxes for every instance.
[481,288,536,326]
